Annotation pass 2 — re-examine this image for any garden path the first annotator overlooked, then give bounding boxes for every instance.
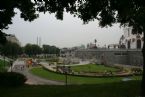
[10,59,65,85]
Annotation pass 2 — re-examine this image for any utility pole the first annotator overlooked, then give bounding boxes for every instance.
[65,70,67,86]
[10,60,13,72]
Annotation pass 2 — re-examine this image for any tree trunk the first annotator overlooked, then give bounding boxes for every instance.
[141,32,145,96]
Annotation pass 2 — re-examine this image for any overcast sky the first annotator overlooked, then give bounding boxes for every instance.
[4,10,123,48]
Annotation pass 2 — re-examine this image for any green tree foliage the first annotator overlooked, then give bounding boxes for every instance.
[0,0,145,38]
[33,0,145,32]
[0,72,27,87]
[0,0,38,29]
[24,44,42,56]
[0,31,7,45]
[0,41,22,58]
[42,44,60,54]
[0,0,38,45]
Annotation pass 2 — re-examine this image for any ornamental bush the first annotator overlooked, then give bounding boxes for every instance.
[0,72,27,87]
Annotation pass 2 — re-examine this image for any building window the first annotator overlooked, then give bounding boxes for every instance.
[137,39,141,49]
[132,38,135,42]
[127,40,131,49]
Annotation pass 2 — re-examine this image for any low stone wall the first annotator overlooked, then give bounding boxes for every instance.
[75,49,143,66]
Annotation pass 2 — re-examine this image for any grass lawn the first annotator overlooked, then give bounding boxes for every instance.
[71,64,119,73]
[0,59,10,72]
[30,67,141,84]
[0,81,141,97]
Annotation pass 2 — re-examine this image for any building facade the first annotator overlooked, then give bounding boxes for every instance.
[6,34,21,45]
[119,27,144,49]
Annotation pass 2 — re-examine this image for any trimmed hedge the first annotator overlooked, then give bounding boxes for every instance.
[0,72,27,87]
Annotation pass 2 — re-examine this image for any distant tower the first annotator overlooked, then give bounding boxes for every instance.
[37,36,41,47]
[37,37,39,45]
[39,37,41,47]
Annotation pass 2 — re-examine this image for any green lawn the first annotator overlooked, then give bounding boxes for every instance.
[0,81,141,97]
[0,59,10,72]
[71,64,119,73]
[30,67,141,84]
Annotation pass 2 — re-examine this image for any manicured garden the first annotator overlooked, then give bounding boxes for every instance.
[71,64,119,73]
[0,80,141,97]
[0,62,142,97]
[30,67,141,84]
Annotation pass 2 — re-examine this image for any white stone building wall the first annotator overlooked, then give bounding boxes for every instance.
[120,27,144,49]
[6,34,21,46]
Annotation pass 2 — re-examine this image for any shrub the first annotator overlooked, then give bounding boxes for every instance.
[0,72,27,87]
[131,68,143,75]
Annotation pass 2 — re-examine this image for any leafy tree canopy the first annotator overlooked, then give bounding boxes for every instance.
[0,0,145,44]
[35,0,145,33]
[0,0,145,33]
[0,41,22,57]
[0,0,38,44]
[42,44,60,54]
[24,44,42,56]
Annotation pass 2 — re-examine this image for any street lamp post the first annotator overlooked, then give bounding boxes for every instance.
[10,60,13,72]
[64,66,68,86]
[65,68,67,86]
[3,54,5,72]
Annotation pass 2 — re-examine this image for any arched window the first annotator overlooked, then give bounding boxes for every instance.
[137,39,141,49]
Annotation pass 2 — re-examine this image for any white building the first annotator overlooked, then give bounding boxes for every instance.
[6,34,21,45]
[119,27,144,49]
[108,44,120,49]
[87,43,97,49]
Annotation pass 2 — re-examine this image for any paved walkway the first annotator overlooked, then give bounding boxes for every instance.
[24,69,64,85]
[11,59,64,85]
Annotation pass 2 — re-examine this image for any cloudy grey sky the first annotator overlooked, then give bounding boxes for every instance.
[4,10,123,48]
